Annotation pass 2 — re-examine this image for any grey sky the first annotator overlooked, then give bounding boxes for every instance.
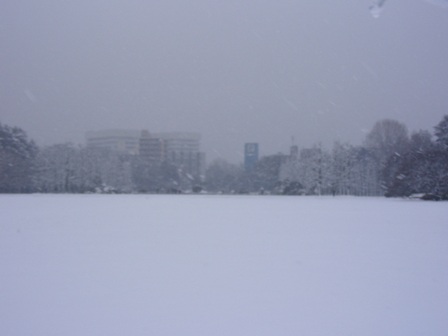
[1,0,448,163]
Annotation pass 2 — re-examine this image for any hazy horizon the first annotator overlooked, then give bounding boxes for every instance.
[2,0,448,163]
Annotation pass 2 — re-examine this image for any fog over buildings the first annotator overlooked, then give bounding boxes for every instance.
[1,0,448,163]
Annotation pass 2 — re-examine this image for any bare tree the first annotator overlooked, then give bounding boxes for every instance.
[364,119,410,163]
[364,119,410,193]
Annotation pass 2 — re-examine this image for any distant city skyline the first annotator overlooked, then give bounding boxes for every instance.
[86,128,205,176]
[2,0,448,163]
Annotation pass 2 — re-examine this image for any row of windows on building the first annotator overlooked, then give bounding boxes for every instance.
[85,129,205,177]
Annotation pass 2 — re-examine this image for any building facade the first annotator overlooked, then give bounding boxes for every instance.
[85,129,142,155]
[244,143,259,172]
[86,129,205,177]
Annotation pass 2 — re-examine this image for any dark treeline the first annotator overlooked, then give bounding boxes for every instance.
[0,123,38,193]
[1,116,448,199]
[212,117,448,199]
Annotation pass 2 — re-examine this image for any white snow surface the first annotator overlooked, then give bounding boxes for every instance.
[1,194,448,336]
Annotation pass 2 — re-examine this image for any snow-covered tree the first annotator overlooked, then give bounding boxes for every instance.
[294,145,332,195]
[385,129,448,199]
[385,149,448,199]
[434,115,448,150]
[364,119,410,194]
[352,147,381,196]
[205,159,243,193]
[328,143,381,196]
[34,143,79,192]
[0,123,38,193]
[330,142,356,195]
[252,154,288,193]
[81,147,134,193]
[35,144,135,193]
[131,158,183,193]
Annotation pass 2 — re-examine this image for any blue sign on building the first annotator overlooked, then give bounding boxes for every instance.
[244,143,259,172]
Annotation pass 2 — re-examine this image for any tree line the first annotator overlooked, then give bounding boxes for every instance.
[0,124,197,194]
[206,116,448,199]
[1,116,448,198]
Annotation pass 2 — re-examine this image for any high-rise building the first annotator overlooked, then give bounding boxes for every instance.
[86,129,205,177]
[290,145,299,161]
[154,132,204,177]
[85,129,142,155]
[139,130,165,163]
[244,143,259,172]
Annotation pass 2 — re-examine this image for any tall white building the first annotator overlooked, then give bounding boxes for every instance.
[85,129,142,155]
[86,129,205,176]
[145,132,205,177]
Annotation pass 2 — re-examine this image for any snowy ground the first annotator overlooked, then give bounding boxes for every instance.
[1,194,447,336]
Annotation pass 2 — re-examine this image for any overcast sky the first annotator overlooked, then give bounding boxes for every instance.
[2,0,448,163]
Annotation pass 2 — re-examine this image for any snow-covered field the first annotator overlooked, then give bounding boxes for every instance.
[1,194,447,336]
